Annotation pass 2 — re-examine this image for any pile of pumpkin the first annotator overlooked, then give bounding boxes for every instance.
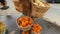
[16,16,42,34]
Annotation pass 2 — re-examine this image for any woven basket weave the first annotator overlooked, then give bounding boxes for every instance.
[13,0,31,12]
[31,2,50,18]
[13,0,50,18]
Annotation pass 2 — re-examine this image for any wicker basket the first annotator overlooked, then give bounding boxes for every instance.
[13,0,50,18]
[13,0,31,13]
[16,16,33,31]
[31,2,50,18]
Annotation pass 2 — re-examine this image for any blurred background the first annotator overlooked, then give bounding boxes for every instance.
[0,0,60,34]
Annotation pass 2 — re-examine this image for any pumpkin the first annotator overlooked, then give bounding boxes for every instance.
[31,24,42,33]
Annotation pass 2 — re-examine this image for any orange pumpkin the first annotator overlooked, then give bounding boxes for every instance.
[19,18,23,21]
[22,22,26,27]
[22,31,25,34]
[26,32,29,34]
[25,21,29,24]
[31,24,42,33]
[24,16,29,21]
[29,21,32,25]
